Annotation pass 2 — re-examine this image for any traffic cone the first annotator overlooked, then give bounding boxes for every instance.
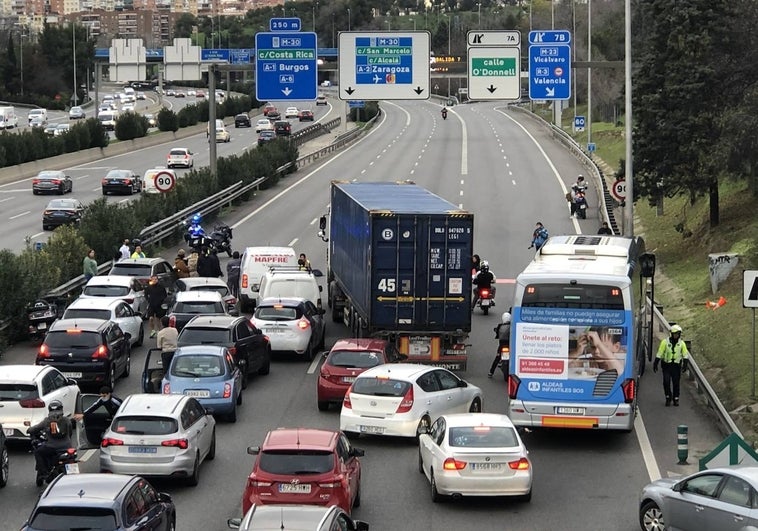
[714,296,727,309]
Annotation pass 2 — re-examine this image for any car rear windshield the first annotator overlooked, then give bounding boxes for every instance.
[254,305,300,321]
[177,328,231,345]
[0,383,38,401]
[63,309,111,321]
[448,426,519,448]
[328,350,382,369]
[171,355,224,377]
[264,280,316,300]
[110,264,152,277]
[170,149,187,156]
[173,302,224,314]
[259,450,334,475]
[30,507,117,530]
[44,331,101,348]
[83,285,130,297]
[188,285,229,297]
[352,378,411,397]
[112,415,178,435]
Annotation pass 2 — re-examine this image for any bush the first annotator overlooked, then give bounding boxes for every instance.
[157,108,178,132]
[71,122,91,151]
[115,112,149,141]
[177,104,200,128]
[84,118,109,148]
[62,129,81,152]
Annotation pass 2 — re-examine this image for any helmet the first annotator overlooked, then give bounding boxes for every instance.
[480,260,489,272]
[48,400,64,413]
[501,312,511,324]
[671,325,683,334]
[192,213,202,225]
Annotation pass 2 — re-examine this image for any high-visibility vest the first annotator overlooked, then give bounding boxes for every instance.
[656,338,689,363]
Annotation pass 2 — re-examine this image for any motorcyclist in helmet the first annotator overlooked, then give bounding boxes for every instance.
[472,260,496,310]
[441,107,448,120]
[489,311,512,378]
[28,400,76,481]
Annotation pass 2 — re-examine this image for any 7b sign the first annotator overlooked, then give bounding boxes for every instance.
[611,179,626,201]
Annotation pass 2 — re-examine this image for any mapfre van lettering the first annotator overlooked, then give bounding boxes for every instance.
[254,255,290,263]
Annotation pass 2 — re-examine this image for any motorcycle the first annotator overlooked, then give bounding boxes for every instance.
[26,299,58,341]
[497,344,510,381]
[574,193,588,219]
[209,223,234,257]
[441,109,448,120]
[476,287,495,315]
[31,434,79,486]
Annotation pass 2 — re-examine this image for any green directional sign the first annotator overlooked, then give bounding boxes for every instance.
[471,57,517,77]
[700,433,758,470]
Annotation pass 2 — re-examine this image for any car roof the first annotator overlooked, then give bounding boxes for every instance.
[262,428,338,451]
[257,297,308,307]
[174,345,227,357]
[85,275,135,287]
[115,257,168,266]
[178,278,227,289]
[438,413,516,429]
[37,170,64,178]
[183,315,241,328]
[46,198,80,208]
[0,364,48,382]
[66,297,122,311]
[330,338,389,353]
[118,393,187,416]
[243,505,338,529]
[357,363,433,380]
[105,169,133,177]
[38,473,136,507]
[48,318,109,332]
[704,467,758,483]
[175,290,224,302]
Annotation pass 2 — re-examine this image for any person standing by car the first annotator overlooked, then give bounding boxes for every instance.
[130,245,146,259]
[174,249,190,279]
[226,251,241,297]
[145,276,167,338]
[83,249,97,281]
[74,386,123,421]
[118,239,130,261]
[187,248,200,277]
[653,324,690,407]
[208,248,223,278]
[156,315,178,354]
[196,247,214,277]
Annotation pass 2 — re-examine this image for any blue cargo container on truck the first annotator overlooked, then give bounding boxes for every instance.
[319,181,474,370]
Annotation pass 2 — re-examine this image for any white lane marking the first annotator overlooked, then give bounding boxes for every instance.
[459,190,463,196]
[310,217,318,225]
[460,180,464,185]
[288,237,298,247]
[635,411,661,481]
[75,175,90,180]
[29,231,45,239]
[118,198,130,204]
[0,196,14,202]
[512,180,517,186]
[0,189,27,193]
[9,210,30,220]
[307,354,322,374]
[91,187,101,192]
[451,109,467,175]
[79,449,97,463]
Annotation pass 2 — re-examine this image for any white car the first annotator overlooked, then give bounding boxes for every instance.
[251,297,326,359]
[215,127,231,143]
[167,147,194,169]
[0,365,80,440]
[418,413,533,502]
[122,102,136,112]
[79,275,148,318]
[340,364,483,439]
[284,107,299,119]
[255,119,273,133]
[62,298,144,347]
[98,393,216,485]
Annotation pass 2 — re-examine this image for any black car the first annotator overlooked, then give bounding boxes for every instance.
[266,110,281,121]
[109,258,177,293]
[177,315,271,385]
[101,169,143,195]
[234,113,251,128]
[32,170,73,195]
[21,473,175,531]
[42,198,84,231]
[257,130,276,146]
[36,318,131,390]
[0,422,8,488]
[273,120,291,136]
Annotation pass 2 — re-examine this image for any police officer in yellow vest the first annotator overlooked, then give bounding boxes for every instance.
[653,324,690,407]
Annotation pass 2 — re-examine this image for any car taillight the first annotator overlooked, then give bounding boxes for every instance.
[168,315,176,328]
[101,437,123,447]
[101,179,107,185]
[443,458,467,470]
[38,344,51,359]
[19,398,45,408]
[480,289,490,298]
[51,180,61,185]
[223,383,232,398]
[32,179,40,184]
[92,345,109,359]
[248,479,272,487]
[508,374,521,400]
[298,317,310,330]
[508,458,530,470]
[162,438,189,449]
[124,179,132,184]
[241,274,248,288]
[343,385,353,409]
[396,386,414,413]
[622,378,636,403]
[163,383,170,394]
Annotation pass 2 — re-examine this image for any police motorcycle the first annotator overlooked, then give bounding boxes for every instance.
[209,222,234,257]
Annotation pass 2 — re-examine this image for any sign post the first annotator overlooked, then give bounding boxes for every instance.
[743,270,758,397]
[528,30,571,101]
[574,115,585,132]
[466,30,521,101]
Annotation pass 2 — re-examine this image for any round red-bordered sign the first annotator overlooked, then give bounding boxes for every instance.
[153,171,176,193]
[611,179,627,201]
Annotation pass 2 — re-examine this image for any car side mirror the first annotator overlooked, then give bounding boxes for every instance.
[351,447,365,457]
[311,269,323,278]
[204,407,214,415]
[158,492,173,503]
[458,380,468,388]
[247,446,260,455]
[355,522,369,531]
[67,378,78,385]
[417,425,430,435]
[124,332,131,341]
[319,216,327,230]
[227,518,242,529]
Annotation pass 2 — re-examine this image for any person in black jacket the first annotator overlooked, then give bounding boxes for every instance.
[207,248,223,278]
[29,400,76,479]
[196,247,215,277]
[145,276,167,338]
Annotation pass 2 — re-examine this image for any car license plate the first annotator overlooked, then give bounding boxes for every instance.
[481,299,491,307]
[471,462,503,471]
[359,425,385,434]
[62,372,82,379]
[64,463,80,474]
[556,407,585,415]
[278,483,311,494]
[2,428,13,437]
[266,328,284,334]
[184,390,210,398]
[128,446,158,454]
[342,377,356,383]
[37,322,47,330]
[500,352,510,361]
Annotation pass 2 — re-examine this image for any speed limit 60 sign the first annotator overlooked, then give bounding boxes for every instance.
[154,171,176,193]
[611,179,626,201]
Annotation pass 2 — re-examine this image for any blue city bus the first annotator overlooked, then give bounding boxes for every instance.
[507,235,646,432]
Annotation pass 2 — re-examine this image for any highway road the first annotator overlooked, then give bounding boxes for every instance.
[0,100,724,530]
[0,96,336,254]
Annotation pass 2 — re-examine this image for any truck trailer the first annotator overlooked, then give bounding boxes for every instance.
[319,181,474,370]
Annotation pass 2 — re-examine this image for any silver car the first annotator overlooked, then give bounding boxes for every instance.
[98,394,216,486]
[639,466,758,531]
[80,275,148,318]
[62,297,144,347]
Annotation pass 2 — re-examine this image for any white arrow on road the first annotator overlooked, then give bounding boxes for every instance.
[546,87,555,97]
[282,87,292,96]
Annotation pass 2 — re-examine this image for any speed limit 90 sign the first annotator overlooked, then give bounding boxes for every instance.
[611,179,627,201]
[154,171,176,193]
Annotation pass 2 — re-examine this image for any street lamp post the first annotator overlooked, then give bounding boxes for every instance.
[72,24,77,107]
[386,20,390,31]
[445,14,451,97]
[410,19,416,31]
[347,8,351,31]
[19,33,25,96]
[478,3,481,29]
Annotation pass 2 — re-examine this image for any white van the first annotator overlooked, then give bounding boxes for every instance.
[143,167,178,194]
[98,110,118,131]
[258,268,323,310]
[0,106,18,129]
[239,247,298,311]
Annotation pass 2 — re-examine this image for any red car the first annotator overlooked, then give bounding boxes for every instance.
[243,428,363,515]
[263,104,277,116]
[298,109,314,121]
[317,338,407,411]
